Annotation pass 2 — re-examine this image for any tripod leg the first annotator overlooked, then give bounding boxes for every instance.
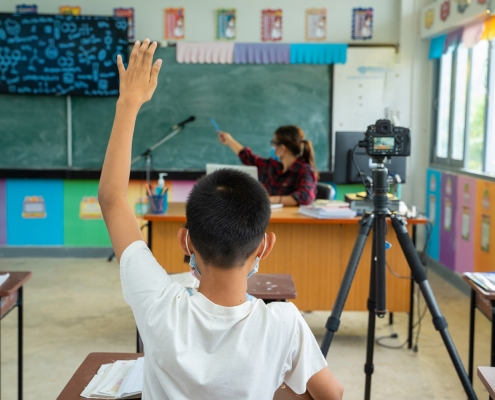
[364,231,378,400]
[391,215,477,400]
[320,214,374,358]
[374,213,387,317]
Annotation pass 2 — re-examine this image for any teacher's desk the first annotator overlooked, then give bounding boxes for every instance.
[144,203,426,315]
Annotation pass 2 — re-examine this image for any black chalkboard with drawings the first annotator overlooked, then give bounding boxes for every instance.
[0,13,128,96]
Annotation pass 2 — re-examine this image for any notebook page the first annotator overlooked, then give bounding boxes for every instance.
[116,357,144,399]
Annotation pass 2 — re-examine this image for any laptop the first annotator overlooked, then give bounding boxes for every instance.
[206,164,259,181]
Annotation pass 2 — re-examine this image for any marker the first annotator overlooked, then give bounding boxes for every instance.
[210,118,221,133]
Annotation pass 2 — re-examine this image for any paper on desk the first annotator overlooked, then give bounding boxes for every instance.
[0,273,10,288]
[116,357,144,399]
[95,360,136,397]
[80,364,112,398]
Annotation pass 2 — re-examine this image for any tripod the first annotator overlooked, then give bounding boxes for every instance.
[320,161,477,400]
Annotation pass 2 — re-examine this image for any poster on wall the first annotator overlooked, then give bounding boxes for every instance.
[22,196,46,219]
[16,4,37,14]
[114,7,135,41]
[481,189,491,252]
[164,8,185,40]
[440,174,457,270]
[59,6,81,15]
[79,196,102,220]
[216,9,236,40]
[352,8,373,40]
[306,8,326,41]
[261,9,282,42]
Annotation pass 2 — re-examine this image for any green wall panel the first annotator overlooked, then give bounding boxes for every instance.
[64,180,111,247]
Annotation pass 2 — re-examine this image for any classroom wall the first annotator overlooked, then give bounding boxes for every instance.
[0,0,400,44]
[424,168,495,274]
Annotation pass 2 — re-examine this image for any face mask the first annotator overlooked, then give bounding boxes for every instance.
[270,147,280,162]
[247,234,267,279]
[185,230,202,277]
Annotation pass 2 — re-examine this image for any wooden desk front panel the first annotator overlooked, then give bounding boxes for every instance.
[150,221,411,312]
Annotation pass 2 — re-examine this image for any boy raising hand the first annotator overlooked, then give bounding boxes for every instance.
[99,39,343,400]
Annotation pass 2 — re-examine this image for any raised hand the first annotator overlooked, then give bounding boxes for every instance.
[218,131,233,145]
[117,39,162,108]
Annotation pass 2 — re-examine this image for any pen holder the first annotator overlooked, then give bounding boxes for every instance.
[148,192,168,214]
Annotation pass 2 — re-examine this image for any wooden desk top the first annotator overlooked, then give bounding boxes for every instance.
[144,202,428,225]
[247,274,297,300]
[0,271,32,297]
[478,366,495,398]
[462,275,495,300]
[57,352,313,400]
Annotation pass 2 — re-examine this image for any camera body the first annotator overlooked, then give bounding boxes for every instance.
[360,119,411,158]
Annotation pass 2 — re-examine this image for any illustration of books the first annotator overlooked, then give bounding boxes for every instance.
[22,196,47,219]
[79,196,102,219]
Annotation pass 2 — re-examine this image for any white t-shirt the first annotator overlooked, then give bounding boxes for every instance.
[120,240,327,400]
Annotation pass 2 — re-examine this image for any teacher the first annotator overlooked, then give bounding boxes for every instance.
[218,125,318,206]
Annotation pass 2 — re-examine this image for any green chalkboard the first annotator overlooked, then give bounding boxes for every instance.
[72,47,330,171]
[0,94,67,168]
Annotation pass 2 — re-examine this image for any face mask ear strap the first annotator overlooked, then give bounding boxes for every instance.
[185,230,192,256]
[260,233,267,259]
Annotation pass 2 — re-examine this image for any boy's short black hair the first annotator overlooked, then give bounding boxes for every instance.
[186,169,271,269]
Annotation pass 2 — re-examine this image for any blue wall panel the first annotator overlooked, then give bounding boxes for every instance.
[6,179,64,245]
[425,169,442,261]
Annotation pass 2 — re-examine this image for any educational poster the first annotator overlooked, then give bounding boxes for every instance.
[114,7,135,41]
[439,173,457,270]
[6,179,63,245]
[63,181,110,247]
[0,180,5,245]
[455,176,476,273]
[164,8,185,40]
[306,8,326,41]
[216,9,236,40]
[59,6,81,15]
[474,180,495,272]
[261,9,282,42]
[425,169,442,261]
[352,8,373,40]
[16,4,37,14]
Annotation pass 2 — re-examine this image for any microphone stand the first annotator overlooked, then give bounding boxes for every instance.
[131,125,184,185]
[107,121,190,262]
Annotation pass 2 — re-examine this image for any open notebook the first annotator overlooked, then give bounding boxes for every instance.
[81,357,144,399]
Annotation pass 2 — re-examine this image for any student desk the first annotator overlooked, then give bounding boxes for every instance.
[463,274,495,385]
[478,366,495,399]
[57,352,314,399]
[0,271,32,400]
[144,203,425,314]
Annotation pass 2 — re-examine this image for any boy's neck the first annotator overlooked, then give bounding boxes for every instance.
[197,266,249,307]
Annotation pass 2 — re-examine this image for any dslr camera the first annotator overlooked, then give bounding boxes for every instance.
[359,119,411,158]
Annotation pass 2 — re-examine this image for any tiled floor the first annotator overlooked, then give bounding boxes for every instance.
[0,257,490,399]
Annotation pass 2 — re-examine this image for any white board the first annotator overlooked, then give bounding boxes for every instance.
[332,47,396,170]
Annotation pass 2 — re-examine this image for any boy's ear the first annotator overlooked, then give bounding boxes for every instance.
[258,232,276,260]
[177,227,191,255]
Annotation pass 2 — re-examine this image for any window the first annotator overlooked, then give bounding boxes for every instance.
[433,40,493,175]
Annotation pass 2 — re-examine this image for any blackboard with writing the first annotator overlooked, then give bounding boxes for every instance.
[0,13,128,96]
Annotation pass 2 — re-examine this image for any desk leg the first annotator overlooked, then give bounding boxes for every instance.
[468,290,475,383]
[18,286,23,400]
[408,226,417,350]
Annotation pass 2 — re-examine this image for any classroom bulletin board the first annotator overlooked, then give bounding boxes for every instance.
[425,169,442,261]
[474,179,495,272]
[455,175,477,273]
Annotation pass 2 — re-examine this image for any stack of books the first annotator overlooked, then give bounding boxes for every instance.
[299,200,357,219]
[464,272,495,292]
[81,358,144,399]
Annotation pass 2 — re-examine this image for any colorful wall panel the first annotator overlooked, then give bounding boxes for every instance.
[6,179,64,245]
[64,180,111,247]
[0,180,5,245]
[170,180,196,202]
[425,169,442,261]
[455,175,477,273]
[474,180,495,272]
[439,173,457,270]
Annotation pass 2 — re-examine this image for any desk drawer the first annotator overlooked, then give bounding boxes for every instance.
[0,293,18,319]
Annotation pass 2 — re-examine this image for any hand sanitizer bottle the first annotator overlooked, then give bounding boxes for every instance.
[156,173,167,195]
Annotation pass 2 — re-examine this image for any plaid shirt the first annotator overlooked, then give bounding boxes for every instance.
[239,147,317,205]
